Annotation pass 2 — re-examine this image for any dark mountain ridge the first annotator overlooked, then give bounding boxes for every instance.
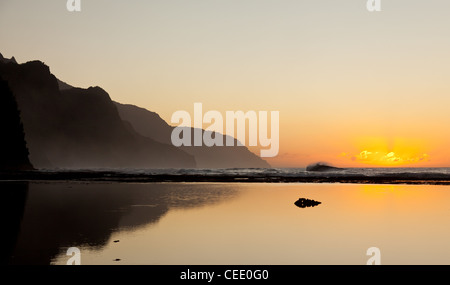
[114,102,270,168]
[0,58,195,169]
[0,77,33,171]
[0,54,270,169]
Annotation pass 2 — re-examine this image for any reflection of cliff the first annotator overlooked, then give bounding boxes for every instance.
[0,182,28,265]
[9,183,237,265]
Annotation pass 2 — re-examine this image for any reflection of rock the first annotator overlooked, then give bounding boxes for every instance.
[294,198,321,208]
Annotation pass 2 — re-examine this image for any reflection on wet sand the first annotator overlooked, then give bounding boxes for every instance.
[4,182,237,265]
[5,182,450,265]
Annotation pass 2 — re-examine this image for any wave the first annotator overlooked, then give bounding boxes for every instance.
[305,162,344,172]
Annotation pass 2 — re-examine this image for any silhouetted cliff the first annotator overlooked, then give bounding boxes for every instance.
[0,57,195,169]
[114,102,271,168]
[0,53,269,169]
[0,78,33,171]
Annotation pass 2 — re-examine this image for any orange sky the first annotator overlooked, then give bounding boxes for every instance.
[1,1,450,167]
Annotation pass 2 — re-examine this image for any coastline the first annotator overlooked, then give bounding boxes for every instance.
[1,170,450,185]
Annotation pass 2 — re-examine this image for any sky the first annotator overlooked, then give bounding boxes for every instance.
[1,0,450,167]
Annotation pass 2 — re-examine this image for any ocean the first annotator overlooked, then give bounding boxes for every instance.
[15,167,450,184]
[121,167,450,178]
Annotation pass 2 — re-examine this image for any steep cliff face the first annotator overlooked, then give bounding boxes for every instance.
[0,53,269,170]
[0,78,33,171]
[0,58,195,169]
[115,102,271,168]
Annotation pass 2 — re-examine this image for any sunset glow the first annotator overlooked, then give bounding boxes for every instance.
[3,0,450,270]
[2,1,450,168]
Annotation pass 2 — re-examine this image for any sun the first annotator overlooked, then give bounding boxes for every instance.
[342,137,431,167]
[355,150,429,166]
